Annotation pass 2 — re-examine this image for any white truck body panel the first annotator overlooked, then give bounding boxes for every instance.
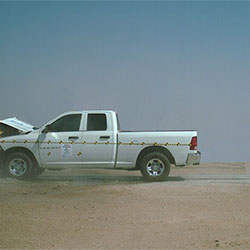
[117,130,197,167]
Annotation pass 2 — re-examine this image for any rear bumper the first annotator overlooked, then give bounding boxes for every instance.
[186,151,201,165]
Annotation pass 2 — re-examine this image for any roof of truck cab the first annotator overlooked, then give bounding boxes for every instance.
[83,110,116,113]
[61,110,115,113]
[60,110,117,115]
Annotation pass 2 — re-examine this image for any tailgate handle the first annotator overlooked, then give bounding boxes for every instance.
[100,136,110,140]
[68,136,79,140]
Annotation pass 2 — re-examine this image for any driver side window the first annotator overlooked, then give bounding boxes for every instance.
[49,114,82,132]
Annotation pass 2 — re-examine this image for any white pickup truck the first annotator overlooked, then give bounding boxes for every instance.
[0,111,200,181]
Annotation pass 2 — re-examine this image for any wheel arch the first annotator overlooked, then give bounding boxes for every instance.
[4,147,39,167]
[135,146,175,170]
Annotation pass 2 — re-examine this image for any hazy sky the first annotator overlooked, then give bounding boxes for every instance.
[0,1,249,162]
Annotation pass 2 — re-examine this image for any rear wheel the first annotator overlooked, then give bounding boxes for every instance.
[140,152,171,181]
[3,152,33,180]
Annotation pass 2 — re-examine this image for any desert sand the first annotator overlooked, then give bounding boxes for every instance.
[0,162,250,249]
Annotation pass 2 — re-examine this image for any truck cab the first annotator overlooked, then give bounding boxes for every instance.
[38,111,118,169]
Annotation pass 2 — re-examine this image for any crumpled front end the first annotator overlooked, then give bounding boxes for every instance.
[0,117,35,138]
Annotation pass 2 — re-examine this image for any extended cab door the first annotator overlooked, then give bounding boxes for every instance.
[82,112,116,168]
[38,113,83,168]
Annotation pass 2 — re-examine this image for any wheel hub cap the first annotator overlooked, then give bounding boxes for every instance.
[9,158,27,176]
[146,158,165,177]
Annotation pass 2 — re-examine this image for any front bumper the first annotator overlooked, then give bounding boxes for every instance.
[186,151,201,165]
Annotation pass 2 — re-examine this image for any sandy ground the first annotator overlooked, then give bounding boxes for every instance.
[0,162,250,250]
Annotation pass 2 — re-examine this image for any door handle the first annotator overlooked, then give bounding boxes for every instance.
[68,136,79,140]
[100,136,110,140]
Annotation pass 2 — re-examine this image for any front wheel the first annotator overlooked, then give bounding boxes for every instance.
[31,167,45,177]
[3,152,33,180]
[140,152,171,181]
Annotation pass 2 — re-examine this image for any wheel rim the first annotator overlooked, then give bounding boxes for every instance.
[9,158,27,177]
[146,158,165,177]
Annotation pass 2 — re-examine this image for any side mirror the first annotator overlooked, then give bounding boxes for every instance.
[42,124,52,134]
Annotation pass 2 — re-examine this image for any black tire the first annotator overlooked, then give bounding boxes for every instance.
[3,152,33,180]
[0,168,5,178]
[31,167,45,177]
[140,152,171,181]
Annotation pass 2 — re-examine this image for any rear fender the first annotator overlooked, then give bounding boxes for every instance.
[135,146,175,170]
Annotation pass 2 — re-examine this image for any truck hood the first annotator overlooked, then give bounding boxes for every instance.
[0,117,35,133]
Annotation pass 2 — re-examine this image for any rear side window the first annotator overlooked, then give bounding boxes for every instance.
[50,114,82,132]
[87,114,107,131]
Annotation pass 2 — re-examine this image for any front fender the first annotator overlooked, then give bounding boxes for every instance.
[0,133,41,167]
